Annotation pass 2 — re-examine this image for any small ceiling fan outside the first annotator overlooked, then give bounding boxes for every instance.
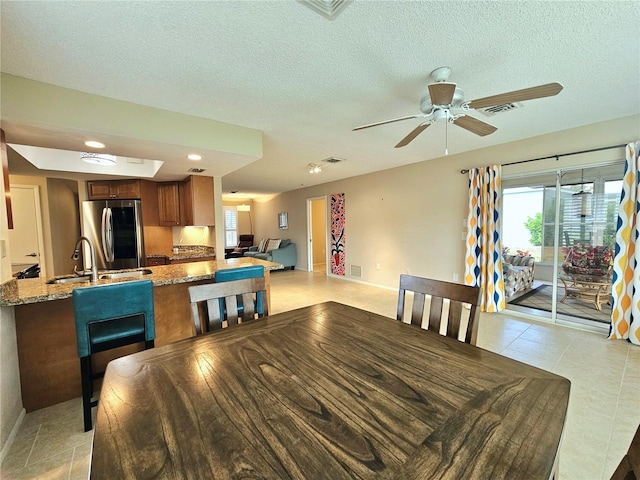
[353,67,563,148]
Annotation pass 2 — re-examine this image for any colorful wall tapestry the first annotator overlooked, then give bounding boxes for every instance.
[609,141,640,345]
[330,193,346,276]
[464,165,506,312]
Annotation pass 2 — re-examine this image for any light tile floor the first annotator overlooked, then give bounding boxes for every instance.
[2,269,638,479]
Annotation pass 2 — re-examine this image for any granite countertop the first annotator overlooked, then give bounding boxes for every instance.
[0,257,284,307]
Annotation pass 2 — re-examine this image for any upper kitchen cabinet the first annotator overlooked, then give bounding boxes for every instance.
[157,176,215,226]
[86,179,158,225]
[157,181,181,226]
[87,179,142,200]
[181,176,215,226]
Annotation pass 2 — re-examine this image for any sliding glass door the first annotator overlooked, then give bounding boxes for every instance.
[503,162,624,328]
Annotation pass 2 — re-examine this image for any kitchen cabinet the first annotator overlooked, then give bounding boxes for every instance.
[146,256,168,266]
[180,175,215,226]
[157,182,181,226]
[87,179,158,226]
[158,176,215,227]
[87,179,142,200]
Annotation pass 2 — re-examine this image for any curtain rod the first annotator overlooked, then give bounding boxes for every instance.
[459,143,627,174]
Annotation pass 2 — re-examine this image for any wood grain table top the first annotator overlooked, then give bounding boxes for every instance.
[91,301,570,479]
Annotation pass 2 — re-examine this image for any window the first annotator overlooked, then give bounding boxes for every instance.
[224,207,238,248]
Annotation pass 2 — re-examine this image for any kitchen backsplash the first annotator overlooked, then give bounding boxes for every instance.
[172,226,215,248]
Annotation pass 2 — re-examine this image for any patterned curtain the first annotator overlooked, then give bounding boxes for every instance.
[609,142,640,345]
[464,165,505,312]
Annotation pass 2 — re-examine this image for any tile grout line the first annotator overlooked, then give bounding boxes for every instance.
[599,344,631,480]
[22,424,41,470]
[67,444,79,480]
[550,333,576,372]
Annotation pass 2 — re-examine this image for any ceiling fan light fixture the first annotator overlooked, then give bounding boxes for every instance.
[80,152,116,166]
[308,163,322,174]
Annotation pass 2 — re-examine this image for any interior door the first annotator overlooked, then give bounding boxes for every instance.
[307,197,327,273]
[8,185,46,277]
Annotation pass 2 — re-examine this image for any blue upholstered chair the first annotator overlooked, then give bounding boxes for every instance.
[73,280,155,431]
[215,265,265,315]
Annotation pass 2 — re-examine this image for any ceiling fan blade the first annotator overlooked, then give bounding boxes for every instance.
[395,122,432,148]
[353,114,423,131]
[453,115,497,136]
[428,82,456,105]
[467,82,563,109]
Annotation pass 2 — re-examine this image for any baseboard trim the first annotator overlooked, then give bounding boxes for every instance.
[0,407,26,464]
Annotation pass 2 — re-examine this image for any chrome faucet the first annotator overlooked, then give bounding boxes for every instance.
[71,236,99,282]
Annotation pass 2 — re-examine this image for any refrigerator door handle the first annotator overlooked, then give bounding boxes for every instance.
[102,207,115,262]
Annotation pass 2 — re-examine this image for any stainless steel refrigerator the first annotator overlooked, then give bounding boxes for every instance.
[81,199,145,270]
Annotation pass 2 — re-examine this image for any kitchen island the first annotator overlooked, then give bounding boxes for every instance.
[0,257,283,412]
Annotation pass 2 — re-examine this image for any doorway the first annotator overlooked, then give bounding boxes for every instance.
[8,184,46,278]
[503,162,624,328]
[307,196,327,274]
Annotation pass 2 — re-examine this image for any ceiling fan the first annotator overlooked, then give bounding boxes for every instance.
[353,67,563,149]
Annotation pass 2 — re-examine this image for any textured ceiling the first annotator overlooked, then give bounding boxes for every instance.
[1,1,639,198]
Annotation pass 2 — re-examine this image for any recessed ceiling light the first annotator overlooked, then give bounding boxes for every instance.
[81,152,116,166]
[187,154,202,161]
[84,140,105,149]
[308,163,322,174]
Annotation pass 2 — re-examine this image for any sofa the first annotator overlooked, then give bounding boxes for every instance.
[243,238,297,270]
[503,254,535,300]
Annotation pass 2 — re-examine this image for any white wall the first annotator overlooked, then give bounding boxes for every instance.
[46,178,81,275]
[251,115,639,289]
[0,142,24,460]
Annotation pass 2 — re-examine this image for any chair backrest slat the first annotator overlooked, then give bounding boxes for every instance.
[428,296,444,333]
[188,277,268,335]
[396,274,482,345]
[447,300,463,340]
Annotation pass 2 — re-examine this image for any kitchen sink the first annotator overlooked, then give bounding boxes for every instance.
[46,275,92,284]
[99,269,153,280]
[46,269,153,284]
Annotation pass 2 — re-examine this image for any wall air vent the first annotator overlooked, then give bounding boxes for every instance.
[298,0,352,19]
[479,102,523,116]
[322,157,346,164]
[350,264,362,278]
[188,167,206,173]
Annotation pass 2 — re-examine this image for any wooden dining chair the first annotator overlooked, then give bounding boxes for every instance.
[611,424,640,480]
[188,277,268,335]
[397,274,482,344]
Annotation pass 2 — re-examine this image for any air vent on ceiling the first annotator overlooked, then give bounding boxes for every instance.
[188,167,206,173]
[298,0,352,19]
[322,157,345,164]
[479,102,524,116]
[349,264,362,278]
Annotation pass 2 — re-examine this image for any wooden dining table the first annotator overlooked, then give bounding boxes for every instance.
[91,301,570,479]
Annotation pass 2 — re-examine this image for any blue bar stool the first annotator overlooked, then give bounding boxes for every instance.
[215,265,265,315]
[73,280,155,431]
